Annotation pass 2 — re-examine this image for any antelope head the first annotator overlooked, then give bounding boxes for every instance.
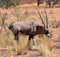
[37,8,50,37]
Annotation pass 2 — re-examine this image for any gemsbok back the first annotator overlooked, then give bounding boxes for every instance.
[8,8,50,50]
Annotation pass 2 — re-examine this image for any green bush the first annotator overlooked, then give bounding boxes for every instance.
[0,0,20,8]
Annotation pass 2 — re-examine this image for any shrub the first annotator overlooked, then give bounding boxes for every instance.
[0,0,20,8]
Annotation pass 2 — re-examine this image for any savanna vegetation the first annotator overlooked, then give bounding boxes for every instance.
[0,0,60,57]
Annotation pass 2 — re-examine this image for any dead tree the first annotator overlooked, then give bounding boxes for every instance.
[45,0,52,7]
[52,0,60,7]
[37,0,43,6]
[37,0,59,7]
[46,0,59,7]
[37,0,52,7]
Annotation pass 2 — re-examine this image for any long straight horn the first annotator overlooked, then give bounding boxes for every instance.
[44,8,48,29]
[37,9,45,27]
[35,7,45,27]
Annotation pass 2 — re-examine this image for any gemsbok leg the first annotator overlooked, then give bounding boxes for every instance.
[28,34,35,50]
[14,32,19,41]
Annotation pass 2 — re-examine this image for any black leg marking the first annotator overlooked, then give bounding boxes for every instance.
[14,35,19,41]
[28,34,35,48]
[29,35,34,40]
[14,32,19,41]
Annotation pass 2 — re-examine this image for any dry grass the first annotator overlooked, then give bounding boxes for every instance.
[0,3,60,57]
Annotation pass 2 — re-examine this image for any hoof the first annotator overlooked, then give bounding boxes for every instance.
[31,46,37,51]
[31,46,36,49]
[28,46,37,51]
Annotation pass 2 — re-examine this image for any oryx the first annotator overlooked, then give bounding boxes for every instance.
[8,8,50,50]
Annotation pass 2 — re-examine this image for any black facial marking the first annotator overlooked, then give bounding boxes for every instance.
[45,29,49,35]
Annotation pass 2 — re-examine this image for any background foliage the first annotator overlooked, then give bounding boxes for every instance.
[0,0,20,8]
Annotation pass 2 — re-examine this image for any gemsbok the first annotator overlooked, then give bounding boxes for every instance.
[8,8,50,50]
